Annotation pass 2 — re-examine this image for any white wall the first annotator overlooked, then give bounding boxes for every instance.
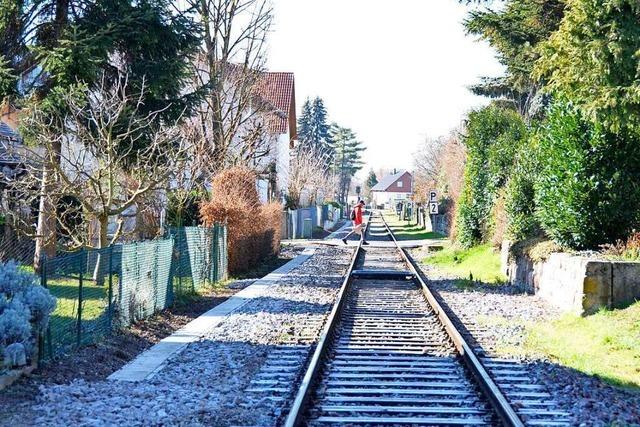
[372,191,411,207]
[275,133,291,199]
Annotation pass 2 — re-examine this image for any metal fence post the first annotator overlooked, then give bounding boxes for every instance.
[154,240,159,312]
[177,229,182,296]
[39,253,47,362]
[107,245,114,332]
[77,250,84,348]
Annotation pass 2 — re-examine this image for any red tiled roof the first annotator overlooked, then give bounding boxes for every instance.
[256,72,295,135]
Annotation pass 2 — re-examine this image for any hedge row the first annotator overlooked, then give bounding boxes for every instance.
[455,101,640,250]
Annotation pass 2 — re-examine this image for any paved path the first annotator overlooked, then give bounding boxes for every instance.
[108,247,317,382]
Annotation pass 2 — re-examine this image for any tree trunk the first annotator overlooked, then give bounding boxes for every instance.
[33,0,68,271]
[33,197,56,271]
[33,150,60,272]
[92,215,109,285]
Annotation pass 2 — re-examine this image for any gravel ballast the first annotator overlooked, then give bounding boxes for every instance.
[30,246,352,426]
[416,258,640,426]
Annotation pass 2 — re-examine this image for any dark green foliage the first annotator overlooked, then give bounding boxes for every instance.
[297,97,333,163]
[297,99,313,144]
[534,101,640,249]
[167,190,206,227]
[504,137,541,241]
[3,0,200,123]
[0,55,16,99]
[365,169,378,193]
[331,124,365,205]
[455,105,527,247]
[464,0,564,115]
[36,0,201,119]
[535,0,640,133]
[0,0,25,98]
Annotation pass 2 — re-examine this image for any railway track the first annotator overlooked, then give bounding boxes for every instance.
[283,212,552,426]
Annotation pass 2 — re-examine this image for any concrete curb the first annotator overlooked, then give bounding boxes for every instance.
[108,247,316,382]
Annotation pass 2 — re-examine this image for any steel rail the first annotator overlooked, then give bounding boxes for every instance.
[379,212,524,427]
[283,214,370,427]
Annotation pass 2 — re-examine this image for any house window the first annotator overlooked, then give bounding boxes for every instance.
[397,181,403,188]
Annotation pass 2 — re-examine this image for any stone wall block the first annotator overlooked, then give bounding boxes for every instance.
[582,261,612,314]
[611,262,640,309]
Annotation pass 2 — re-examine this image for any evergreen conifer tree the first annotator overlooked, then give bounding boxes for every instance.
[365,169,378,198]
[331,124,365,205]
[297,98,314,146]
[297,96,333,167]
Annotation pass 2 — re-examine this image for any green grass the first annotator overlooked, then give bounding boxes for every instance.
[382,211,445,241]
[48,278,108,322]
[525,302,640,390]
[424,243,507,284]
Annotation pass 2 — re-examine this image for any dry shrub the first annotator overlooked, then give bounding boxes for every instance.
[601,232,640,260]
[439,132,466,239]
[260,202,282,255]
[510,237,562,263]
[439,133,466,202]
[200,166,282,273]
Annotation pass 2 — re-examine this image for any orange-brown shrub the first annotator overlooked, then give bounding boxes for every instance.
[200,166,282,273]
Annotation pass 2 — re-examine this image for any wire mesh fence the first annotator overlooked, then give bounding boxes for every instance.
[38,225,227,360]
[0,225,36,265]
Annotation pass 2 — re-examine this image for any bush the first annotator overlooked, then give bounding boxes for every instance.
[200,167,282,273]
[601,232,640,260]
[489,189,507,248]
[509,237,562,263]
[0,262,56,368]
[504,137,541,241]
[534,101,640,249]
[166,189,206,227]
[455,105,527,247]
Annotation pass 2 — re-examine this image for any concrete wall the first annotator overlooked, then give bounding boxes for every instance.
[282,205,341,239]
[502,241,640,314]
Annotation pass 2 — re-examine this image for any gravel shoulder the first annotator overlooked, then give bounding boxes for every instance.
[413,252,640,426]
[3,245,351,427]
[0,245,306,426]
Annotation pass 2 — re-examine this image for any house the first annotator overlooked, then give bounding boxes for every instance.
[0,101,25,177]
[370,170,413,208]
[254,71,297,203]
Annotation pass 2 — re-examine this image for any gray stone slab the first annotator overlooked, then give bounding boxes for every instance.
[108,247,316,382]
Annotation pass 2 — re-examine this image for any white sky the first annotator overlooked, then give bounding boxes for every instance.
[267,0,504,178]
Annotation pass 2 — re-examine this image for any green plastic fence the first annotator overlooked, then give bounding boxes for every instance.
[40,225,227,360]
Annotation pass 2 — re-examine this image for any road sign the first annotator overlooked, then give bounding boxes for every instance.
[429,202,439,215]
[429,190,437,202]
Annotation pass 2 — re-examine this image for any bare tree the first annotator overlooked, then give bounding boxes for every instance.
[413,136,445,194]
[181,0,275,174]
[164,120,215,227]
[9,74,188,251]
[287,146,335,209]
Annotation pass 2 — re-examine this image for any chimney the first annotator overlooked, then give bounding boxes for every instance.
[393,168,397,174]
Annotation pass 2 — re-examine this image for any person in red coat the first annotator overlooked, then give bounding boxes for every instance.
[342,200,369,245]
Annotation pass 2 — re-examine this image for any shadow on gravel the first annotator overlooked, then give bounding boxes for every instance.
[227,295,334,315]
